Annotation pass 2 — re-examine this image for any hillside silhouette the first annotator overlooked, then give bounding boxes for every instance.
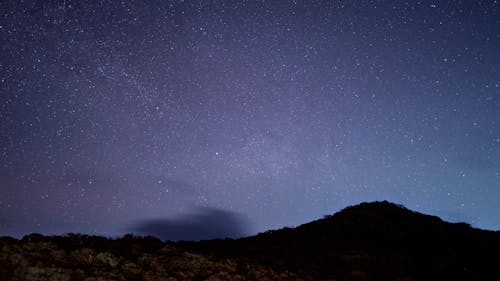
[1,201,500,280]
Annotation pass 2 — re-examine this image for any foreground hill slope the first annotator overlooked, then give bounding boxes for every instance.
[1,201,500,280]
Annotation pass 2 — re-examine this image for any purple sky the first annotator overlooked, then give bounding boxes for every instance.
[1,0,499,239]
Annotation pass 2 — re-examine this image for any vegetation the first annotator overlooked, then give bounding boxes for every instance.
[1,201,499,280]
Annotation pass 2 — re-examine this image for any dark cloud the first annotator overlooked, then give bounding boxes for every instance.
[129,207,250,241]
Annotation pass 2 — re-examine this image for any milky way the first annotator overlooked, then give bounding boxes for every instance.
[1,0,499,238]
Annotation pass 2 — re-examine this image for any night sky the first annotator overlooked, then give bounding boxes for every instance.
[1,0,499,239]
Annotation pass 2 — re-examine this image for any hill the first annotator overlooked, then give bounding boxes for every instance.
[1,201,500,280]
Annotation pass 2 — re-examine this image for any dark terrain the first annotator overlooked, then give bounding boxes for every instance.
[1,201,499,280]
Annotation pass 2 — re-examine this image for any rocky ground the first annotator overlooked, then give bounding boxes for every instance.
[0,234,301,281]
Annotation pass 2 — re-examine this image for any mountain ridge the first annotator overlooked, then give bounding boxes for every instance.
[180,201,500,280]
[245,200,481,251]
[2,201,500,280]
